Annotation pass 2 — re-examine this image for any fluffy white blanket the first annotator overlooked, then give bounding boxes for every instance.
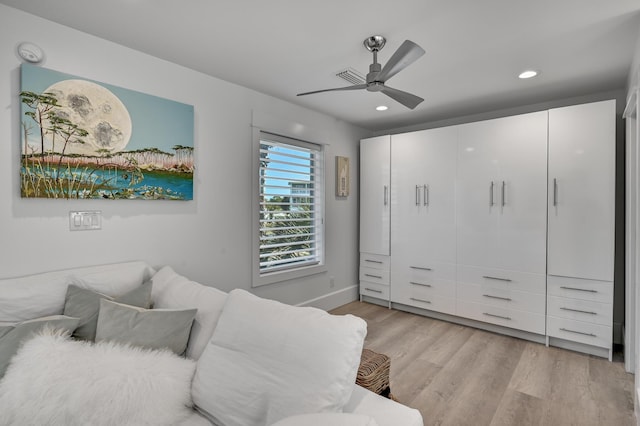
[0,329,196,426]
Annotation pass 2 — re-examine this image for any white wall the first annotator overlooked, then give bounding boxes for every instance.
[626,22,640,423]
[0,5,370,308]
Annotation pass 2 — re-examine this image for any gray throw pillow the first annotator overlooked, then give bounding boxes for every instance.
[95,299,197,355]
[0,315,80,378]
[63,281,152,341]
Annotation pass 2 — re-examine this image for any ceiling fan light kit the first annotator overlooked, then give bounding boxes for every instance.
[297,35,425,110]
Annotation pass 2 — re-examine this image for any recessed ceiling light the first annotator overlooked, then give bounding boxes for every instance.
[376,105,388,111]
[518,70,538,79]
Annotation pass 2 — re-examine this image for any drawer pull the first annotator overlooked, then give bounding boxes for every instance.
[560,307,597,315]
[482,275,512,282]
[483,312,511,321]
[409,281,432,287]
[483,294,512,302]
[410,266,432,271]
[364,259,383,264]
[364,274,383,279]
[560,327,596,337]
[410,297,431,304]
[559,286,597,293]
[364,287,383,294]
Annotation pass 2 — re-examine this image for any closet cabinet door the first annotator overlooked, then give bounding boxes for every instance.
[457,111,547,273]
[360,136,391,304]
[546,100,615,359]
[457,112,548,332]
[390,127,457,313]
[456,122,501,268]
[360,135,391,256]
[547,100,616,282]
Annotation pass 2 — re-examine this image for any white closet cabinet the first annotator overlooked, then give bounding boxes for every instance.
[546,100,616,359]
[360,135,391,303]
[390,127,458,314]
[456,111,548,334]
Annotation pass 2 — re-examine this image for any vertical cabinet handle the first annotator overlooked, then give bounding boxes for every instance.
[553,178,558,206]
[424,184,429,206]
[415,185,420,206]
[501,181,505,207]
[489,181,494,206]
[384,185,388,206]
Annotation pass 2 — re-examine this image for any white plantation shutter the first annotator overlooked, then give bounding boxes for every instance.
[258,132,324,274]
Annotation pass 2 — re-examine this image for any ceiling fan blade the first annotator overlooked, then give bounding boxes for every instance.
[381,86,424,110]
[297,84,367,96]
[376,40,425,83]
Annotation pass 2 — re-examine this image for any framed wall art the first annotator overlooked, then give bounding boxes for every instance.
[336,155,349,197]
[19,64,194,200]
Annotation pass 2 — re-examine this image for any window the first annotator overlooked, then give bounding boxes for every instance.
[253,131,325,285]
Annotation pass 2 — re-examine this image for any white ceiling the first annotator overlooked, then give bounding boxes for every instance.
[2,0,640,132]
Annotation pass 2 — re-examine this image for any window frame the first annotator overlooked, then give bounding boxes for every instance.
[251,128,326,287]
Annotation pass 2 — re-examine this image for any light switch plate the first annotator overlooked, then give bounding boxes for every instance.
[69,211,102,231]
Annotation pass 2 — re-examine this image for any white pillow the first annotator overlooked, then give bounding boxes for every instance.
[0,330,196,426]
[95,299,197,355]
[270,413,379,426]
[150,266,227,359]
[192,289,367,426]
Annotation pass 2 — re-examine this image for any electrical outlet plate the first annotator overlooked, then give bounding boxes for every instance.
[69,211,102,231]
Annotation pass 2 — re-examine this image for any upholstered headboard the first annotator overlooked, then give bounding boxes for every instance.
[0,261,155,323]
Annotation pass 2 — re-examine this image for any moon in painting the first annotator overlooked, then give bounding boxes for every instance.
[42,79,132,156]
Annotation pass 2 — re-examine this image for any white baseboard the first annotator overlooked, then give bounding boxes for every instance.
[296,285,359,311]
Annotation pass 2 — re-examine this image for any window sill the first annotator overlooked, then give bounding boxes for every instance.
[252,264,327,287]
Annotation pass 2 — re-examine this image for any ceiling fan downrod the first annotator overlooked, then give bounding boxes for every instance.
[364,36,385,89]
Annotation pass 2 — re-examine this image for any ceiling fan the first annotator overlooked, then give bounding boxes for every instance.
[297,35,426,110]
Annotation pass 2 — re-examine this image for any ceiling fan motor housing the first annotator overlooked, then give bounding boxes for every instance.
[364,35,386,52]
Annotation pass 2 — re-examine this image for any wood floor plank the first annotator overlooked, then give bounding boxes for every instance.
[489,390,545,426]
[434,332,526,426]
[507,342,557,399]
[331,301,636,426]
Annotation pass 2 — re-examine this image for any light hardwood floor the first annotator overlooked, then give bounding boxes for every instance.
[331,301,635,426]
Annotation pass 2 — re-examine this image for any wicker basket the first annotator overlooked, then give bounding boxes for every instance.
[356,348,391,396]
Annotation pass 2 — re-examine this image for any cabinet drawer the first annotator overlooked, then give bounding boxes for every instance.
[393,273,456,298]
[457,265,545,294]
[547,276,612,303]
[457,282,545,314]
[405,261,456,282]
[360,253,390,270]
[399,292,456,315]
[360,282,390,300]
[359,267,390,285]
[547,296,612,326]
[456,300,546,335]
[547,316,612,349]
